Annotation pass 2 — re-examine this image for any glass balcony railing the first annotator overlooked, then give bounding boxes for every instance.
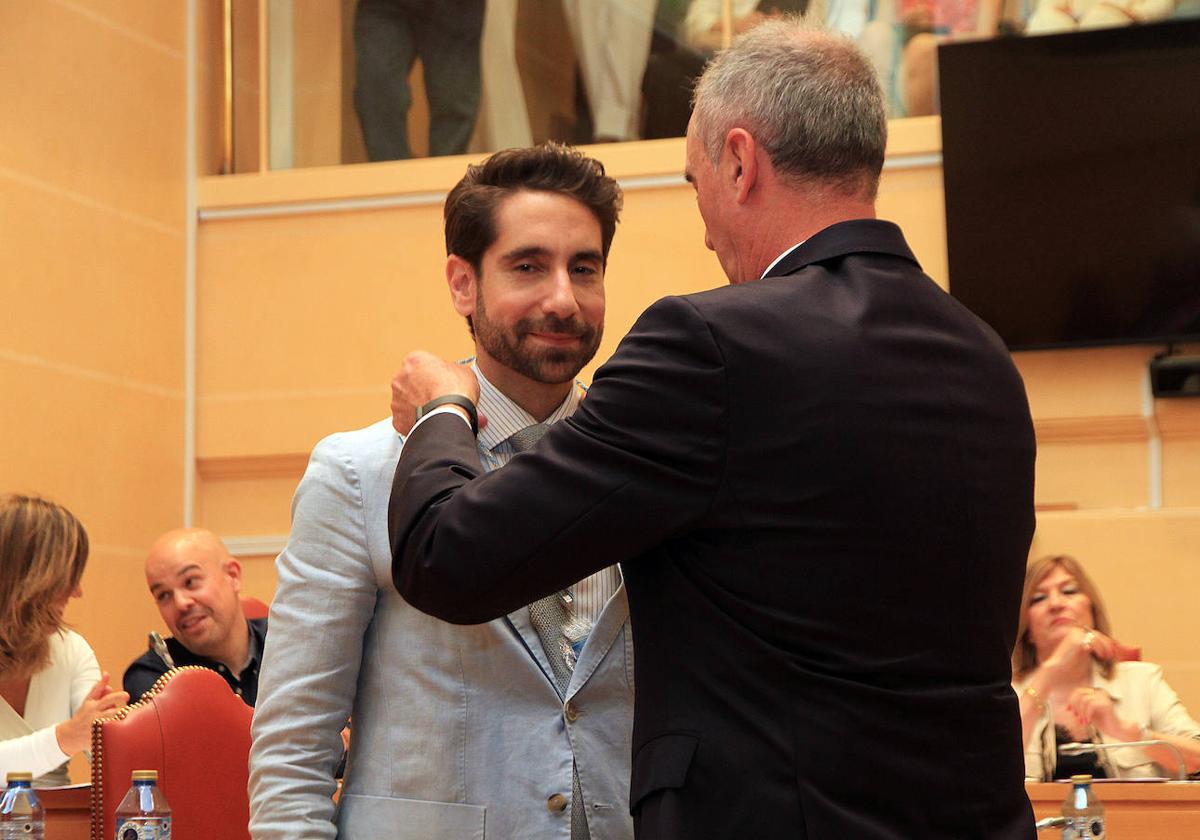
[202,0,1200,174]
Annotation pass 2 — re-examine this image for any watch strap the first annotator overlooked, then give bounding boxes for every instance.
[414,394,479,436]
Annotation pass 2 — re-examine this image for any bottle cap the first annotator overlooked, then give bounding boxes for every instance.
[5,772,33,783]
[131,770,159,782]
[1070,774,1093,783]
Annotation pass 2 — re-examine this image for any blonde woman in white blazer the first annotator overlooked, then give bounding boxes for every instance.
[1012,554,1200,780]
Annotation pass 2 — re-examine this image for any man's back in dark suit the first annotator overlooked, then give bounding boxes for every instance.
[388,21,1037,839]
[606,220,1035,837]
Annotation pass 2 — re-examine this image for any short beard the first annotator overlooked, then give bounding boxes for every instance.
[473,291,602,384]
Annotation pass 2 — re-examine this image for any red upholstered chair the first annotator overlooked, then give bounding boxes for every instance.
[90,666,253,840]
[240,596,270,620]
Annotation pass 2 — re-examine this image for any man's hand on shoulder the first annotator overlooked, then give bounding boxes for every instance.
[391,350,481,434]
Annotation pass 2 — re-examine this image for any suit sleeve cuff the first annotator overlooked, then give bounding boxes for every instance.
[411,404,474,435]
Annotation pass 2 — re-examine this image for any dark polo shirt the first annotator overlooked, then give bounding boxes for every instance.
[122,617,267,706]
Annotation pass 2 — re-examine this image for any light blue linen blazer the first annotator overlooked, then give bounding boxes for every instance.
[248,418,634,839]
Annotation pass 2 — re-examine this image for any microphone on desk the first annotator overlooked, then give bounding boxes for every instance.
[1034,816,1067,832]
[1059,739,1188,781]
[149,632,176,669]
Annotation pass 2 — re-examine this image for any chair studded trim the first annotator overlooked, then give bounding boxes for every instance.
[89,666,206,840]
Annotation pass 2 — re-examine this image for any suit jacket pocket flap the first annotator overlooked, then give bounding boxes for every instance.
[629,732,700,810]
[337,793,486,839]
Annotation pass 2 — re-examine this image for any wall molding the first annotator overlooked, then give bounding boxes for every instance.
[197,452,308,480]
[1034,411,1200,444]
[197,151,947,221]
[223,534,288,557]
[1157,409,1200,440]
[195,117,946,221]
[1034,414,1151,444]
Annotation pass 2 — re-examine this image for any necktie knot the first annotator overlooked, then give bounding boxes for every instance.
[508,423,549,453]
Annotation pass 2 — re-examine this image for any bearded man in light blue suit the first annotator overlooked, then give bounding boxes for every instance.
[248,144,633,840]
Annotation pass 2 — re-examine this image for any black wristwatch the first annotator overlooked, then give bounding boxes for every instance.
[414,395,479,436]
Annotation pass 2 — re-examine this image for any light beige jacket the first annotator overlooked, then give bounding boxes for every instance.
[1017,660,1200,781]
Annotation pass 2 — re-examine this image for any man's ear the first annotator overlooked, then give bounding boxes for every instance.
[447,255,477,318]
[224,557,244,594]
[724,127,759,205]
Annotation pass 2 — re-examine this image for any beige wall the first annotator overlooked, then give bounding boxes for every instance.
[1,1,189,779]
[1032,511,1200,692]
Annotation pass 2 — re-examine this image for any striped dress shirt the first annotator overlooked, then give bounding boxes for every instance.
[471,362,622,626]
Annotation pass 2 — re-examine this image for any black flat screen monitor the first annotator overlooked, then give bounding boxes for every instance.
[939,20,1200,351]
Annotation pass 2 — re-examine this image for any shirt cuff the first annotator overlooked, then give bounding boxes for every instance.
[410,404,474,435]
[31,724,71,772]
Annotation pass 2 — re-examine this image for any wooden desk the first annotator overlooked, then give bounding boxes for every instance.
[1028,781,1200,838]
[37,784,90,840]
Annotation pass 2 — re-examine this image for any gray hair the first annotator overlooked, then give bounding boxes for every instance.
[692,19,887,198]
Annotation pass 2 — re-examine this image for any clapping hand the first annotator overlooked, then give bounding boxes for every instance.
[1067,686,1138,741]
[55,672,128,755]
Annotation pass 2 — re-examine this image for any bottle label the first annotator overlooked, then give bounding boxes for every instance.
[1063,815,1106,839]
[114,818,170,840]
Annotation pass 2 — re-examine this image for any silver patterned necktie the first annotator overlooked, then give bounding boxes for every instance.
[507,422,549,455]
[508,423,591,840]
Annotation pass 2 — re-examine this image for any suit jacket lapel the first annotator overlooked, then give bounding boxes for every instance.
[567,582,629,699]
[505,572,630,699]
[505,608,561,694]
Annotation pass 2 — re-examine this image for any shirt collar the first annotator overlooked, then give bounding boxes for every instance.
[244,616,267,672]
[760,239,808,279]
[473,361,584,453]
[166,616,265,677]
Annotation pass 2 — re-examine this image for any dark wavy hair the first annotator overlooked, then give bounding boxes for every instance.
[443,142,623,273]
[0,494,89,679]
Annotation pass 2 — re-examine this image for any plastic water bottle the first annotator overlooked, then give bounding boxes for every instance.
[1061,774,1106,839]
[113,770,171,840]
[0,772,44,839]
